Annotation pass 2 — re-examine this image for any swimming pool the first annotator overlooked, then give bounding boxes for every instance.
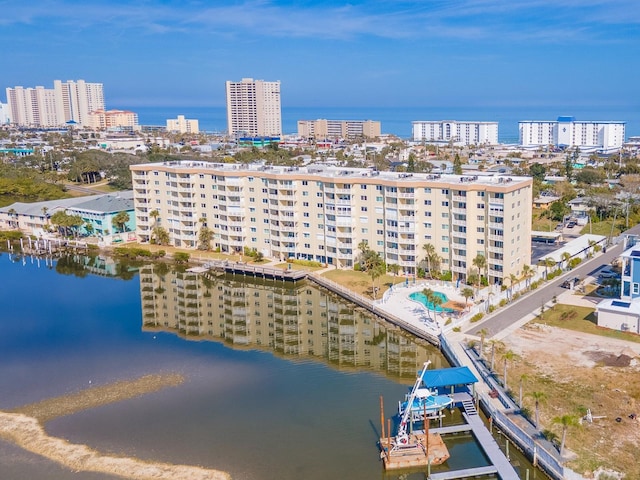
[409,291,455,312]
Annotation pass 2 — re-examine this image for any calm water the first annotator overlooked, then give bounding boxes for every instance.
[135,105,640,142]
[0,254,538,479]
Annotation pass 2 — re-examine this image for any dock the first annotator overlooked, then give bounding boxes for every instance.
[202,260,307,281]
[424,396,519,480]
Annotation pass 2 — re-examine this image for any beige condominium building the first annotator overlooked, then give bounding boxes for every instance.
[166,115,199,134]
[225,78,282,137]
[131,162,532,284]
[297,119,381,139]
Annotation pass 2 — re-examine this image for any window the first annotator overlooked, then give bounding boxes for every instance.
[442,212,449,218]
[304,212,309,217]
[424,222,432,228]
[477,215,485,221]
[361,206,368,212]
[477,203,485,209]
[317,203,323,208]
[303,222,310,227]
[302,180,308,185]
[361,185,367,190]
[442,236,449,241]
[442,201,449,207]
[361,195,367,200]
[303,191,308,196]
[425,211,432,217]
[424,188,431,193]
[442,247,449,253]
[303,202,309,207]
[376,229,383,235]
[442,224,449,230]
[477,227,484,233]
[442,189,449,195]
[377,219,383,224]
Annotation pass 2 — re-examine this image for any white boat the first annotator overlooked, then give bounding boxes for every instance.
[397,362,453,423]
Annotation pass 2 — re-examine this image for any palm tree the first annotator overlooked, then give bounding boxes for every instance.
[553,414,578,457]
[478,328,488,360]
[467,272,480,296]
[422,288,435,321]
[501,349,518,391]
[518,374,528,407]
[509,273,518,299]
[544,257,556,278]
[461,286,474,308]
[150,209,160,227]
[522,264,533,289]
[472,254,487,284]
[387,263,400,278]
[112,211,130,234]
[430,293,444,325]
[561,251,571,270]
[528,391,547,428]
[423,243,435,277]
[369,258,385,299]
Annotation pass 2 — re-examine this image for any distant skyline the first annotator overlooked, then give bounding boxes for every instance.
[1,1,638,110]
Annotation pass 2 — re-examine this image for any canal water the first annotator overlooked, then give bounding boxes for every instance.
[0,254,541,479]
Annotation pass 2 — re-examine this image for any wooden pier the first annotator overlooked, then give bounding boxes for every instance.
[424,395,519,480]
[202,260,308,281]
[379,432,450,470]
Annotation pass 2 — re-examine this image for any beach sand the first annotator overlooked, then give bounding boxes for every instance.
[0,373,232,480]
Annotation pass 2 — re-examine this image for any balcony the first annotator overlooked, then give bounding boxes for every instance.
[452,194,467,202]
[488,222,504,230]
[451,207,466,215]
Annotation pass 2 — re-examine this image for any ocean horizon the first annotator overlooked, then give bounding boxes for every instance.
[132,105,640,144]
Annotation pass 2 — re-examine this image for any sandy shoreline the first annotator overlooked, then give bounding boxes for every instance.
[1,373,231,480]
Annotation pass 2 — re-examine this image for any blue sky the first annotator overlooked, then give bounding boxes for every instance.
[1,0,638,109]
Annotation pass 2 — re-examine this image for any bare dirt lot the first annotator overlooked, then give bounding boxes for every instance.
[502,323,640,478]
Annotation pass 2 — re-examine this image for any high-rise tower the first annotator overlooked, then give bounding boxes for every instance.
[225,78,282,137]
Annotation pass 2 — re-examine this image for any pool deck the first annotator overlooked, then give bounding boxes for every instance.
[375,282,469,336]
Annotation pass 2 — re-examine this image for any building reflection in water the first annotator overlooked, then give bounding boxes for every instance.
[139,266,447,378]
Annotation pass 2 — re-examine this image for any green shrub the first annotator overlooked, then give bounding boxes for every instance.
[470,312,484,323]
[499,299,508,307]
[174,252,190,264]
[452,326,461,332]
[488,305,496,313]
[445,317,452,325]
[440,270,452,282]
[290,258,322,268]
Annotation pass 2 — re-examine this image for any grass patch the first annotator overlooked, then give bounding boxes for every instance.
[580,219,622,237]
[540,303,640,344]
[321,269,403,298]
[274,262,325,272]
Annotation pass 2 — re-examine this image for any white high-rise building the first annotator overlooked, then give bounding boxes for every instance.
[412,121,499,146]
[167,115,199,134]
[226,78,282,137]
[0,102,9,124]
[519,116,626,151]
[6,79,104,128]
[54,80,105,126]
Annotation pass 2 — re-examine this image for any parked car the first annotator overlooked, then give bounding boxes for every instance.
[561,277,581,288]
[598,268,620,279]
[566,222,576,229]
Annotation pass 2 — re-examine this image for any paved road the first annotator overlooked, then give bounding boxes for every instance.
[64,184,103,195]
[467,224,640,338]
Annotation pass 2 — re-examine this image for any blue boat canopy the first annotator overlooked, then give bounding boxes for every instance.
[421,366,478,388]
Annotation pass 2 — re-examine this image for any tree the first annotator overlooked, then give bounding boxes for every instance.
[152,226,170,246]
[112,211,130,234]
[522,264,533,289]
[50,210,83,238]
[387,263,400,278]
[407,153,416,173]
[528,391,547,428]
[453,153,463,175]
[369,260,385,299]
[518,374,528,407]
[549,201,569,222]
[561,251,572,270]
[422,243,436,278]
[461,287,474,307]
[472,253,487,283]
[173,252,190,264]
[501,349,518,391]
[150,209,160,227]
[477,328,488,360]
[467,272,480,296]
[509,273,519,298]
[553,414,578,457]
[529,163,546,182]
